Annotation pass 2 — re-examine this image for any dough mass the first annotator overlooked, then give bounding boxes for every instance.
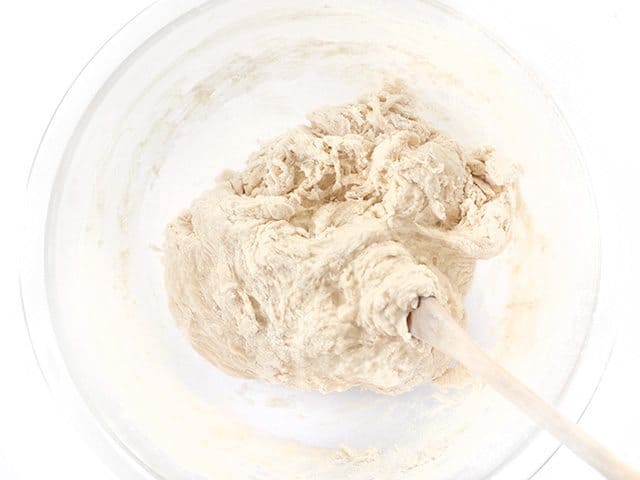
[164,82,518,394]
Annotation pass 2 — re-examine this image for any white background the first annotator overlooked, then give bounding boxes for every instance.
[0,1,638,478]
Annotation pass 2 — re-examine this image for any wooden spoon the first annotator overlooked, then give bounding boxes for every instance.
[409,297,639,480]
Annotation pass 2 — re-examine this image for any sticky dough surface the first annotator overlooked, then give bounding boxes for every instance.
[164,82,518,393]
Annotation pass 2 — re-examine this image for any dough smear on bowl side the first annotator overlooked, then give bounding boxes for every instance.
[164,80,519,394]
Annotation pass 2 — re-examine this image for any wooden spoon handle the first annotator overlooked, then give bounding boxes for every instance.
[410,297,639,480]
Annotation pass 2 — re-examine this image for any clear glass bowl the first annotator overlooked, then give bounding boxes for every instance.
[22,1,616,479]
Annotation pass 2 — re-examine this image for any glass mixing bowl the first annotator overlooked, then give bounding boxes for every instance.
[22,1,616,479]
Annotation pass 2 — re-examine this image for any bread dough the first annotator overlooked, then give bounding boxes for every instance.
[164,81,518,394]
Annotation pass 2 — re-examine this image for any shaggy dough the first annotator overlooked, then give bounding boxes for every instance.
[164,81,518,394]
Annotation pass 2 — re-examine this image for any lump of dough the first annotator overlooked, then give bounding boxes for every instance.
[164,81,518,394]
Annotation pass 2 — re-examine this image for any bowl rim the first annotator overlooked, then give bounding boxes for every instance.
[20,0,616,479]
